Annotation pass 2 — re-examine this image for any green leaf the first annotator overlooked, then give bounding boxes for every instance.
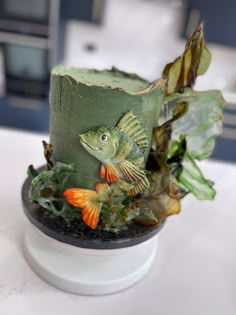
[178,151,216,200]
[134,194,181,226]
[198,41,211,75]
[152,102,188,153]
[29,162,76,215]
[162,23,211,95]
[168,136,186,163]
[27,165,38,178]
[166,88,224,160]
[51,162,75,191]
[133,163,185,226]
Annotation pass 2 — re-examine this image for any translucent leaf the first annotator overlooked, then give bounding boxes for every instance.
[152,102,188,153]
[198,42,211,75]
[133,165,183,226]
[162,23,211,95]
[178,151,216,200]
[166,88,224,160]
[135,194,181,226]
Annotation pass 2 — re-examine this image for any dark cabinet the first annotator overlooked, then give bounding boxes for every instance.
[183,0,236,47]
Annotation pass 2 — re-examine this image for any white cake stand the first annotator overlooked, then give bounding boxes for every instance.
[24,224,158,295]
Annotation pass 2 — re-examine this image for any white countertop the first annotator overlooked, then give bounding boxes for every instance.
[0,127,236,315]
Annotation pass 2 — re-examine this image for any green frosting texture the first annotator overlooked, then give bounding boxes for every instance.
[50,66,165,189]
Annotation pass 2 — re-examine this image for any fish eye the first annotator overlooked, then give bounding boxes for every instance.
[100,134,109,142]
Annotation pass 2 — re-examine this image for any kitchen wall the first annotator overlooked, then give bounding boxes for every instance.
[64,0,185,81]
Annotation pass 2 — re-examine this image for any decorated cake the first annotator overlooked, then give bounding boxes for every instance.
[23,24,224,247]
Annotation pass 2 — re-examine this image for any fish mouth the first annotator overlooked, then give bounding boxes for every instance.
[80,138,100,152]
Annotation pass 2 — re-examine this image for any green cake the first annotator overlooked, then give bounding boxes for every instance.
[50,67,165,189]
[24,24,224,236]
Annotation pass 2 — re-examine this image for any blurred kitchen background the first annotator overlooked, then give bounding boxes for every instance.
[0,0,235,161]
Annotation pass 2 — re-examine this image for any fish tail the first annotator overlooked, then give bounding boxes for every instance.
[64,188,102,229]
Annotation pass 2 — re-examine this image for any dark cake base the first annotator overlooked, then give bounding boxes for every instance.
[22,175,165,250]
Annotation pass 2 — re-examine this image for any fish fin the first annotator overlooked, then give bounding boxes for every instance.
[94,182,109,193]
[100,164,106,179]
[119,159,146,182]
[64,188,101,229]
[104,163,119,183]
[116,111,148,150]
[64,188,97,207]
[127,177,150,196]
[82,202,102,230]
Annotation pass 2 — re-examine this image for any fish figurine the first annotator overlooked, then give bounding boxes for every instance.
[64,182,110,229]
[80,111,149,196]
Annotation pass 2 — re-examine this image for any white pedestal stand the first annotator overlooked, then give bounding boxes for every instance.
[24,225,158,295]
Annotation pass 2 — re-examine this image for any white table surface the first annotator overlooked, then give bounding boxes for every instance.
[0,127,235,315]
